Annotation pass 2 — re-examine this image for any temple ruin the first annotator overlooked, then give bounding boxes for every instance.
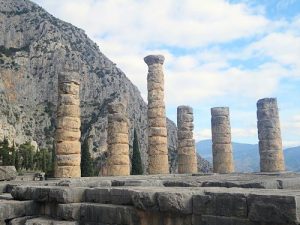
[55,70,81,178]
[107,102,130,176]
[177,106,198,173]
[211,107,234,173]
[145,55,169,174]
[257,98,285,172]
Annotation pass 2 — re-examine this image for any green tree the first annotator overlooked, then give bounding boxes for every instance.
[19,142,34,170]
[131,129,143,175]
[81,138,94,177]
[0,138,11,166]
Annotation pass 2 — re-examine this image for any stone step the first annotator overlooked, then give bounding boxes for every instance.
[25,217,78,225]
[0,200,39,221]
[0,193,13,200]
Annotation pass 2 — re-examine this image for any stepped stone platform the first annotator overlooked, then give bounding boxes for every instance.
[1,173,300,225]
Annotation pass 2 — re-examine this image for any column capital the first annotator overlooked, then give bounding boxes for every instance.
[144,55,165,66]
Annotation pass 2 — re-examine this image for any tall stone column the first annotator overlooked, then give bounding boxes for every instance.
[211,107,234,173]
[177,106,198,174]
[257,98,285,172]
[55,71,81,178]
[107,102,130,176]
[144,55,169,174]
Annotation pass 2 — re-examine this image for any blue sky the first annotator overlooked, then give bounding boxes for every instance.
[32,0,300,147]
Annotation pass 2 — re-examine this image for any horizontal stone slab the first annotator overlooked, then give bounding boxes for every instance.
[25,217,79,225]
[149,127,167,137]
[0,200,39,221]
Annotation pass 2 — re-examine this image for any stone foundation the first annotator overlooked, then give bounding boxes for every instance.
[2,173,300,224]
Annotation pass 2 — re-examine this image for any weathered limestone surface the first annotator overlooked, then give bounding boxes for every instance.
[55,71,81,178]
[257,98,285,172]
[0,166,17,181]
[211,107,234,173]
[3,173,300,224]
[177,106,197,174]
[107,102,130,176]
[145,55,169,174]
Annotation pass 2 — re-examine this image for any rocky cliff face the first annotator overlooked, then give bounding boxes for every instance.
[0,0,210,173]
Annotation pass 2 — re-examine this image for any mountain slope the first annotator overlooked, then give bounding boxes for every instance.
[0,0,184,173]
[197,140,300,172]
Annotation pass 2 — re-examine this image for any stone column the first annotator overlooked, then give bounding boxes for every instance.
[257,98,285,172]
[55,71,81,178]
[144,55,169,174]
[177,106,198,174]
[107,102,130,176]
[211,107,234,173]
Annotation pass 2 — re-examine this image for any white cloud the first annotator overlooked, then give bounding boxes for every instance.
[31,0,300,146]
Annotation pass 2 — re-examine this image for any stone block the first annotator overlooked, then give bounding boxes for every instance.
[80,203,140,224]
[157,192,193,214]
[108,165,130,176]
[248,193,300,224]
[148,136,168,145]
[57,203,81,220]
[257,119,280,130]
[147,82,164,92]
[259,139,282,151]
[193,192,247,218]
[211,116,230,128]
[54,165,81,178]
[149,127,167,137]
[107,102,126,114]
[111,188,133,205]
[56,130,81,142]
[178,139,195,148]
[108,113,128,123]
[108,155,129,165]
[211,133,231,144]
[108,124,128,134]
[148,143,168,155]
[107,133,129,144]
[148,107,166,119]
[56,154,81,166]
[257,108,279,120]
[177,146,196,155]
[197,215,254,225]
[49,187,85,203]
[211,107,229,117]
[257,98,278,109]
[0,200,39,221]
[56,141,81,154]
[85,188,111,203]
[59,82,80,95]
[25,217,79,225]
[59,94,80,105]
[148,163,169,174]
[148,89,164,101]
[148,117,166,127]
[148,100,165,110]
[178,113,193,123]
[57,117,80,131]
[212,144,232,153]
[149,154,169,166]
[57,105,80,117]
[178,164,197,174]
[177,131,193,140]
[258,127,281,140]
[131,190,159,211]
[108,144,130,155]
[178,154,197,165]
[0,166,17,181]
